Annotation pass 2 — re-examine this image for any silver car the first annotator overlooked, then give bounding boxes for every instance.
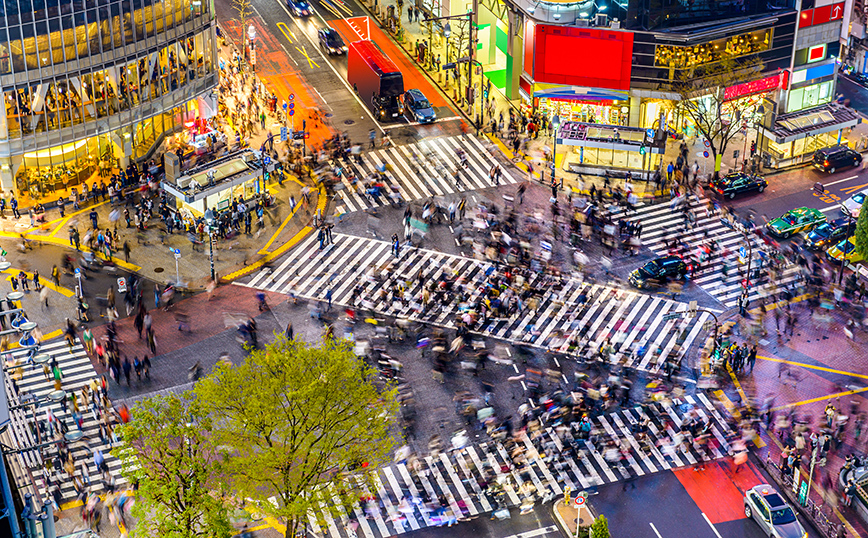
[744,484,807,538]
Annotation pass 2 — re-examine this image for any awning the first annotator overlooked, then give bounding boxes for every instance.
[760,102,861,144]
[533,86,629,102]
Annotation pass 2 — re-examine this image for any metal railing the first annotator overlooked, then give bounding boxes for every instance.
[764,457,847,538]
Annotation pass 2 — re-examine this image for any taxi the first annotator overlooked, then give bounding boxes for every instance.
[766,207,826,239]
[826,237,865,264]
[744,484,807,538]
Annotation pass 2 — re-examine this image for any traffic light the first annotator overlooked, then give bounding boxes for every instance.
[264,171,270,182]
[639,145,646,155]
[750,140,757,155]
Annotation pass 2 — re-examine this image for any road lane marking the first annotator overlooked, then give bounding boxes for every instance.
[295,45,320,68]
[841,181,868,195]
[649,522,663,538]
[277,1,385,133]
[824,175,860,187]
[757,355,868,380]
[276,21,293,43]
[702,513,724,538]
[770,386,868,412]
[502,524,559,538]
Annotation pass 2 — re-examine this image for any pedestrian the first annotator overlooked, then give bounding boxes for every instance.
[392,233,400,257]
[40,286,50,308]
[517,183,526,205]
[123,241,130,263]
[325,288,333,312]
[285,322,294,340]
[739,291,750,317]
[122,358,131,386]
[747,345,757,373]
[10,197,19,219]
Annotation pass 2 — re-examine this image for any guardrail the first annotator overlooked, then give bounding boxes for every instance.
[762,457,847,538]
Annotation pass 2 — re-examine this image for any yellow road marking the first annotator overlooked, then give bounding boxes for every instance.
[757,355,868,380]
[1,269,75,297]
[746,293,810,315]
[333,0,355,15]
[295,45,320,69]
[259,197,304,255]
[769,386,868,412]
[276,22,294,43]
[221,184,327,281]
[840,182,868,195]
[320,1,342,18]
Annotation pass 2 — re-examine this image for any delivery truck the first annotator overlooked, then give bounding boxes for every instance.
[347,40,404,121]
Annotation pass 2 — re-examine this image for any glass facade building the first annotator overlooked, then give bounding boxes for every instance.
[0,0,218,200]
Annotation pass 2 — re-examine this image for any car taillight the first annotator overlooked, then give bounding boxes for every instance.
[717,188,724,194]
[824,160,830,166]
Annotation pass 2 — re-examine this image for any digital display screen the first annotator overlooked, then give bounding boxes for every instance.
[533,26,633,90]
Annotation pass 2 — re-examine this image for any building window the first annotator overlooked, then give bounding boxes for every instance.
[786,81,833,113]
[654,29,773,69]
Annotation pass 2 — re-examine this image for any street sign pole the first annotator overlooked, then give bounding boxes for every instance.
[173,248,183,287]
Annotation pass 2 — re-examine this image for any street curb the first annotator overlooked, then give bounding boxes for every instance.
[551,499,596,538]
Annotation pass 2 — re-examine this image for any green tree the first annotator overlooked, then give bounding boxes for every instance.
[855,203,868,260]
[195,337,401,538]
[590,514,610,538]
[117,393,232,538]
[672,58,766,175]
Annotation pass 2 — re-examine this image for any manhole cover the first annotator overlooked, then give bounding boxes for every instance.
[344,119,355,125]
[325,113,334,118]
[154,267,164,273]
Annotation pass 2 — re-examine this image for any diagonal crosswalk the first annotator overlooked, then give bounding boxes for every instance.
[2,339,125,503]
[615,199,802,308]
[245,233,712,373]
[300,396,732,538]
[333,136,518,214]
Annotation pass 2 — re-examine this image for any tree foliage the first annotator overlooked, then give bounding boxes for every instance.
[195,337,401,538]
[672,58,766,173]
[855,201,868,259]
[590,514,610,538]
[117,393,232,538]
[232,0,254,44]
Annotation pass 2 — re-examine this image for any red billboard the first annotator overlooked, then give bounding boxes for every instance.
[723,71,788,101]
[533,26,633,90]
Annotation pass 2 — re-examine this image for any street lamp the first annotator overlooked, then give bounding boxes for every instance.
[838,207,854,285]
[204,209,216,282]
[552,115,561,187]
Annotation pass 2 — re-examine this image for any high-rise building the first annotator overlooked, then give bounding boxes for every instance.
[0,0,218,201]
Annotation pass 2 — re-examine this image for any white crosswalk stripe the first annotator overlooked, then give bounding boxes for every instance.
[615,199,803,308]
[245,233,712,374]
[298,399,732,537]
[2,339,126,503]
[333,136,517,214]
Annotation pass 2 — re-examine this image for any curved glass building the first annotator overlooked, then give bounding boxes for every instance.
[0,0,217,200]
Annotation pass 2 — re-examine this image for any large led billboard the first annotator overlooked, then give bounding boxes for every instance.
[533,26,633,90]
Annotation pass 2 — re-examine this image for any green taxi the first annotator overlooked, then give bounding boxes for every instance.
[765,207,826,239]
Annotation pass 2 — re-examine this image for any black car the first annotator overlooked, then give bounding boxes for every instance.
[286,0,311,16]
[402,89,437,124]
[813,145,862,173]
[318,28,346,55]
[629,255,688,289]
[710,172,767,199]
[804,217,855,250]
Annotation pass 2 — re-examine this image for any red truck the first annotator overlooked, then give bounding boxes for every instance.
[347,40,404,121]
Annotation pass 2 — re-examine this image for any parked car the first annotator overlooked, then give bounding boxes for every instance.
[629,255,688,289]
[812,145,862,173]
[744,484,807,538]
[402,89,437,124]
[709,172,767,199]
[804,217,855,250]
[318,28,347,55]
[286,0,312,16]
[841,188,868,218]
[826,237,865,264]
[766,207,826,238]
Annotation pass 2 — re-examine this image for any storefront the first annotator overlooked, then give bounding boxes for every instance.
[557,121,665,178]
[160,149,274,220]
[8,94,215,204]
[759,102,861,168]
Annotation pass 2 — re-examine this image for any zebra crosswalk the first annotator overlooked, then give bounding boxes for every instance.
[245,233,712,373]
[333,136,518,214]
[301,395,732,538]
[617,198,801,308]
[2,339,125,503]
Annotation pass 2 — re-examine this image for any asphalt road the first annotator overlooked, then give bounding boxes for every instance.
[590,458,823,538]
[394,505,560,538]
